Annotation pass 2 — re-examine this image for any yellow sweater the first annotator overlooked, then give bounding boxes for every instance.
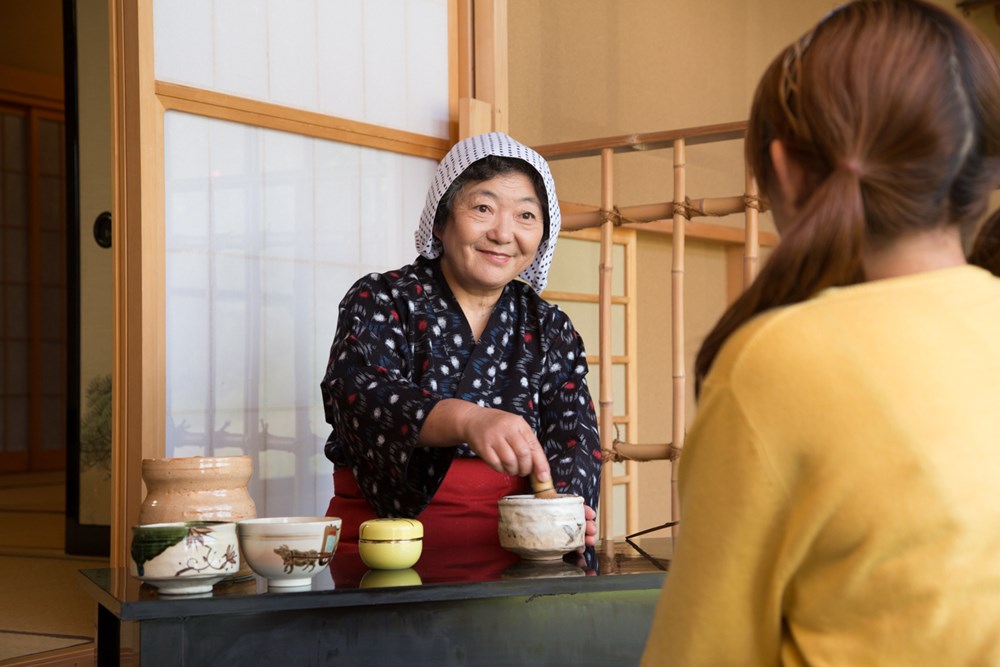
[641,266,1000,667]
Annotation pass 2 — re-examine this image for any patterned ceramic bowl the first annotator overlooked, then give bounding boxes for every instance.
[237,517,342,588]
[498,494,585,560]
[129,521,240,595]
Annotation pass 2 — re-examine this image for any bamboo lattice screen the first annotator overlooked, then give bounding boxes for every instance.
[535,122,772,544]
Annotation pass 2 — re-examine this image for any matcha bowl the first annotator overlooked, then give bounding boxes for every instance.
[237,517,342,588]
[129,521,240,595]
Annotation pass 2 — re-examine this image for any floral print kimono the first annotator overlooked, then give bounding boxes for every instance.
[321,255,601,518]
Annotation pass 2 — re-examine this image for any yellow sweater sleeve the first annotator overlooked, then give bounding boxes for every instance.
[641,267,1000,666]
[640,377,791,667]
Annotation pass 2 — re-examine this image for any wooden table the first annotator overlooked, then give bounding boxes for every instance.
[79,537,672,666]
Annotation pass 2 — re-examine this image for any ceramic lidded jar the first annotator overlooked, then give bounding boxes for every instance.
[139,456,257,579]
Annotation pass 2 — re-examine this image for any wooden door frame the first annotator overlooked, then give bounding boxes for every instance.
[108,0,508,566]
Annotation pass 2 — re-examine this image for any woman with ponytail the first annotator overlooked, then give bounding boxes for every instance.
[642,2,1000,665]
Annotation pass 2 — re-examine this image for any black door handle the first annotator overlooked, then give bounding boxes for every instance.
[93,211,112,248]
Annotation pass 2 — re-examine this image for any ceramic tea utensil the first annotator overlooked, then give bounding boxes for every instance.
[237,517,342,588]
[498,494,586,560]
[129,521,240,595]
[358,518,423,570]
[530,472,558,499]
[139,455,257,581]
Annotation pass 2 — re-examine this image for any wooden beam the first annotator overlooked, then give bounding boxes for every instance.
[534,121,748,161]
[155,82,450,160]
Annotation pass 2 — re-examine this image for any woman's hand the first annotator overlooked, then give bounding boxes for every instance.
[421,399,551,480]
[460,404,551,480]
[582,504,597,548]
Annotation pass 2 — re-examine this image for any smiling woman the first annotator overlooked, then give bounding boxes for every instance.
[436,165,546,339]
[320,132,602,563]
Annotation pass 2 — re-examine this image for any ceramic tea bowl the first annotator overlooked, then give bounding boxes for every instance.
[237,517,342,588]
[129,521,240,595]
[497,494,586,560]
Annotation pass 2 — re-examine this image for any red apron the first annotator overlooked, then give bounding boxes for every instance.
[326,458,529,585]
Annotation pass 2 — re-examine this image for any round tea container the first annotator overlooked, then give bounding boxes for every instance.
[358,518,423,570]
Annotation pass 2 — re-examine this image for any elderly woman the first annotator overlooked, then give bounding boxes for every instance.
[321,133,601,556]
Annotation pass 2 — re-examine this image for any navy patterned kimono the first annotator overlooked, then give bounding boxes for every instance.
[321,255,602,519]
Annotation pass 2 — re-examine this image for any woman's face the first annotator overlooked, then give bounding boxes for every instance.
[437,171,545,297]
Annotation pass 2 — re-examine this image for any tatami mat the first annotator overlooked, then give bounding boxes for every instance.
[0,473,64,517]
[0,554,101,638]
[0,632,89,663]
[0,471,105,664]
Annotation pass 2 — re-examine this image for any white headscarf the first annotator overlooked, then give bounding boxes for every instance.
[414,132,561,293]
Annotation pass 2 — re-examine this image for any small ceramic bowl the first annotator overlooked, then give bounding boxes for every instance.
[237,517,342,588]
[358,518,423,570]
[497,494,585,560]
[129,521,240,595]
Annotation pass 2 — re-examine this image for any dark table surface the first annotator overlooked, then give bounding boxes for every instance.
[79,536,673,622]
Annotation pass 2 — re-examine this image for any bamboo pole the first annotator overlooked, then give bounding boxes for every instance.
[562,196,749,230]
[612,442,680,462]
[598,148,615,547]
[744,167,761,287]
[625,230,640,536]
[671,139,687,533]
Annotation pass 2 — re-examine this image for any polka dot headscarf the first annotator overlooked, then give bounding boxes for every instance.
[414,132,561,293]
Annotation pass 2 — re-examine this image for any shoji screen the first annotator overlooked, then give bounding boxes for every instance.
[154,0,447,517]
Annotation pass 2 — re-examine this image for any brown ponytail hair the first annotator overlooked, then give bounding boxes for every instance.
[970,210,1000,277]
[695,0,1000,396]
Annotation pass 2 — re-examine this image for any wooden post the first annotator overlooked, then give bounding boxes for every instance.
[110,0,164,567]
[458,97,493,140]
[670,139,687,531]
[598,148,615,546]
[472,0,508,133]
